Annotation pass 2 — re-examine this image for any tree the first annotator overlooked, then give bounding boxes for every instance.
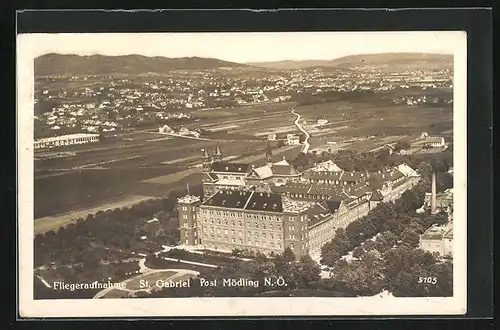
[427,261,453,297]
[394,141,411,152]
[401,229,420,248]
[283,247,296,263]
[293,255,321,288]
[352,246,365,259]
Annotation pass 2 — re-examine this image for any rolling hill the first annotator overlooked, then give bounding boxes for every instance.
[34,54,251,76]
[248,53,453,71]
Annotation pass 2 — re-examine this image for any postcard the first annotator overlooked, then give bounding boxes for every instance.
[18,31,467,317]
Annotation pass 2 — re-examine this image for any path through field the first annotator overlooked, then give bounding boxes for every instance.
[291,107,311,154]
[34,195,158,235]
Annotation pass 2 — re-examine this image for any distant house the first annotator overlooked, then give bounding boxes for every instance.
[419,223,453,258]
[423,136,445,148]
[34,133,100,149]
[317,118,328,125]
[286,134,300,146]
[310,160,343,172]
[159,125,174,134]
[268,133,277,141]
[178,127,190,136]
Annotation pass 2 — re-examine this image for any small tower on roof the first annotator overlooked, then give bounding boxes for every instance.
[201,148,211,172]
[212,143,223,163]
[265,142,273,166]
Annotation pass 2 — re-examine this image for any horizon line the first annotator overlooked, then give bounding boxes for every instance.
[36,51,453,64]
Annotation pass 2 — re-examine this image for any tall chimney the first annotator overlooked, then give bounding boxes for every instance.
[431,172,437,214]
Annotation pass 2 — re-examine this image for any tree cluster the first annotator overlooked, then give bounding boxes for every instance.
[33,186,196,297]
[320,180,452,297]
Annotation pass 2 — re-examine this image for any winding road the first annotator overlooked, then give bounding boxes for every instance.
[291,107,311,154]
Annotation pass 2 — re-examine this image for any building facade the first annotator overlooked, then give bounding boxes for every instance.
[178,195,202,246]
[34,133,100,149]
[286,134,300,146]
[196,190,310,258]
[419,224,453,258]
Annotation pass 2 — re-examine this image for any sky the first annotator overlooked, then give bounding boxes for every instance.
[18,31,464,63]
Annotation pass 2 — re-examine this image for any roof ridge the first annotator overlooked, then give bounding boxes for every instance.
[243,191,255,209]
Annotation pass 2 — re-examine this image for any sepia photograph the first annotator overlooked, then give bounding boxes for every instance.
[18,30,467,317]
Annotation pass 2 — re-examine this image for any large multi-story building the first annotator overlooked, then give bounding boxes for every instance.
[178,144,421,259]
[197,190,311,257]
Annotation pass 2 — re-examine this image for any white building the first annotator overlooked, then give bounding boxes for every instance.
[423,136,446,148]
[397,163,420,178]
[311,160,343,172]
[286,134,300,146]
[317,119,329,125]
[419,223,453,258]
[159,125,174,134]
[178,127,190,136]
[268,133,277,141]
[34,133,100,149]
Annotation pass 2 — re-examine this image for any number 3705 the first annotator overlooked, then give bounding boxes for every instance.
[418,277,437,284]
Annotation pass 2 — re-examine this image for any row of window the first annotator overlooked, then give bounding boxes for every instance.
[202,227,282,239]
[184,231,197,237]
[200,210,282,222]
[311,179,359,185]
[287,225,309,232]
[204,235,283,247]
[204,242,281,251]
[200,218,283,230]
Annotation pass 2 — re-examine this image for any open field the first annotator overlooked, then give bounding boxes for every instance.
[34,195,157,235]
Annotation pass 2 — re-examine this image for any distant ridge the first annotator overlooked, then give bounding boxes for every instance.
[35,54,251,76]
[247,53,453,70]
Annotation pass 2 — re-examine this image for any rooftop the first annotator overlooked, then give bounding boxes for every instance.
[425,136,444,143]
[281,196,315,213]
[443,226,453,239]
[271,164,297,176]
[202,190,283,212]
[421,224,448,240]
[210,162,252,174]
[178,195,201,204]
[307,202,333,226]
[307,170,365,182]
[35,133,100,143]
